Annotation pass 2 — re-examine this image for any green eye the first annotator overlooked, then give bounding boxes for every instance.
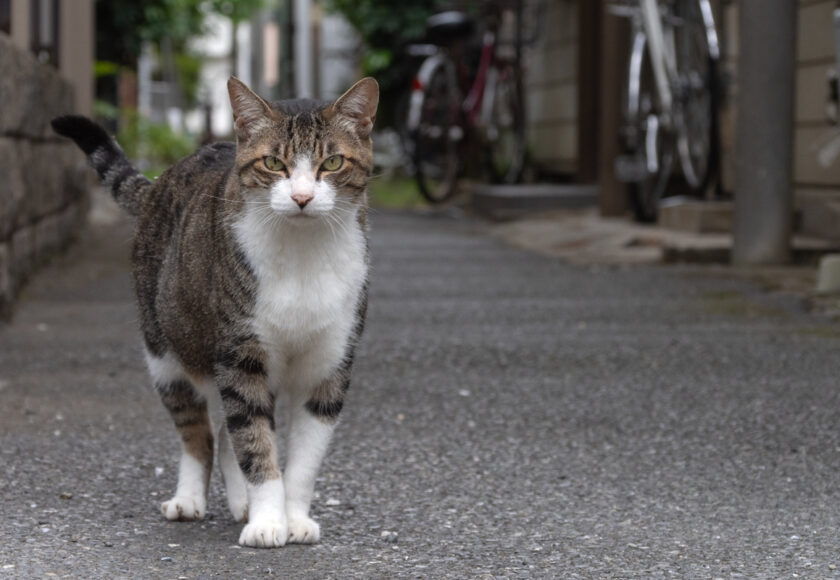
[264,156,285,171]
[321,155,344,171]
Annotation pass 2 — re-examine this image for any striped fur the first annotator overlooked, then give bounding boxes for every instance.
[52,77,378,548]
[50,116,152,216]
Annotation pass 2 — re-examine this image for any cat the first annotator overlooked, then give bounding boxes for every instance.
[51,76,378,548]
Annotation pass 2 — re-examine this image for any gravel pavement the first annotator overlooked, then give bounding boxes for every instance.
[2,206,840,579]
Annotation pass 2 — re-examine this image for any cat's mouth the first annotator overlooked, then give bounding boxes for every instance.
[284,211,320,221]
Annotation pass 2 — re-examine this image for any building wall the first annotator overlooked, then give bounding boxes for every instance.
[7,0,93,116]
[524,0,579,175]
[792,0,840,237]
[722,0,840,238]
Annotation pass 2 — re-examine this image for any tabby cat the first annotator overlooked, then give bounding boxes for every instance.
[51,77,378,548]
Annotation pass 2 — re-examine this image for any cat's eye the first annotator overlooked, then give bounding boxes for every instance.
[264,156,285,172]
[321,155,344,171]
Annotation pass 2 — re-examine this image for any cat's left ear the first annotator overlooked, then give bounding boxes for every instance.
[331,78,379,139]
[228,77,273,141]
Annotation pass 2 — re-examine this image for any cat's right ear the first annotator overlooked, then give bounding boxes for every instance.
[227,77,272,141]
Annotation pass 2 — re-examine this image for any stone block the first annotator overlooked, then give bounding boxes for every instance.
[0,137,25,241]
[0,243,11,320]
[55,202,87,248]
[799,194,840,241]
[658,200,734,233]
[816,254,840,293]
[11,225,35,290]
[15,142,84,227]
[0,34,75,139]
[473,184,599,220]
[35,212,61,259]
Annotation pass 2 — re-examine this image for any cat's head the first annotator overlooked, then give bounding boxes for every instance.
[227,77,378,223]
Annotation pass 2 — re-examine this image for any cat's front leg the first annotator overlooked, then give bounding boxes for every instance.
[216,342,286,548]
[284,369,349,544]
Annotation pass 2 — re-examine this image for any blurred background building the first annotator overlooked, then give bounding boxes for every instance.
[1,0,839,287]
[1,0,94,115]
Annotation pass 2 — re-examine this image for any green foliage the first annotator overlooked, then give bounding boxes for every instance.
[97,106,196,178]
[175,53,203,109]
[206,0,265,25]
[95,0,264,68]
[324,0,439,77]
[93,61,121,78]
[368,176,423,209]
[324,0,443,128]
[95,0,206,68]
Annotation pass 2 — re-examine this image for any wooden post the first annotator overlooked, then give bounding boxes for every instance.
[577,0,601,184]
[597,0,629,216]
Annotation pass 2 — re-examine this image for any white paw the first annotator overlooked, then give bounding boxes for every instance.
[286,515,320,544]
[229,499,248,523]
[161,495,205,521]
[239,520,287,548]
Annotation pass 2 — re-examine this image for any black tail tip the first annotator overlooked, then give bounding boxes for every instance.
[51,115,112,155]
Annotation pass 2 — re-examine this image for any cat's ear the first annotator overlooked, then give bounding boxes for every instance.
[331,78,379,139]
[227,77,273,141]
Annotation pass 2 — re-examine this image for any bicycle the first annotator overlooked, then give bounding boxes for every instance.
[403,2,530,204]
[611,0,722,222]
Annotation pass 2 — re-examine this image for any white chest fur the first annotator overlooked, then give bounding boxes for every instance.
[233,208,367,360]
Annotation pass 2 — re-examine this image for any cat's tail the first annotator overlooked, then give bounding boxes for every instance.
[51,115,151,217]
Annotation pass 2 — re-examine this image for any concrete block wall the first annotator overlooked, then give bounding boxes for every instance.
[524,0,579,174]
[723,0,840,239]
[0,33,89,319]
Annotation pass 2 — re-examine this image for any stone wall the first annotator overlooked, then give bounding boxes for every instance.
[0,33,89,319]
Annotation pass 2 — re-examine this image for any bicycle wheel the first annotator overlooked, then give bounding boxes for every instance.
[625,33,676,223]
[672,0,720,193]
[485,65,525,184]
[412,62,463,204]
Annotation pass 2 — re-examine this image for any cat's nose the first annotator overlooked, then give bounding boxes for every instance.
[291,192,313,209]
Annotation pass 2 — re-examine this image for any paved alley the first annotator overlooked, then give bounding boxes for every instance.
[2,209,840,578]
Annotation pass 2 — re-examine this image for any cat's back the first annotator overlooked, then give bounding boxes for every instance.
[153,141,236,206]
[133,141,235,247]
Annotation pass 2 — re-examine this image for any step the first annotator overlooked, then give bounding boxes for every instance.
[472,183,599,220]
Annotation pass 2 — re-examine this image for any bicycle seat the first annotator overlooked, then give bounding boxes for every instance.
[425,11,474,45]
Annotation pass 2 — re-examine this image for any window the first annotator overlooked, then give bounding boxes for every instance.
[31,0,60,67]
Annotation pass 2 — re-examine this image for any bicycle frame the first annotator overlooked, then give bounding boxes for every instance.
[406,26,500,135]
[617,0,720,187]
[638,0,719,120]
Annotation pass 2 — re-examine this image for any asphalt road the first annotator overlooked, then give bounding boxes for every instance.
[2,207,840,579]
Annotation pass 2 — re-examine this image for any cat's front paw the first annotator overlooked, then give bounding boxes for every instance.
[161,495,206,521]
[287,515,320,544]
[239,519,287,548]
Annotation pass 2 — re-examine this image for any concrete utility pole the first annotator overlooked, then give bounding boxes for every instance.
[732,1,797,266]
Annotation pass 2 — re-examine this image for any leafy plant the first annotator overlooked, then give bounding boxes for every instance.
[95,103,196,178]
[324,0,444,129]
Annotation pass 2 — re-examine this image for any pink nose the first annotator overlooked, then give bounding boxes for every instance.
[291,193,313,209]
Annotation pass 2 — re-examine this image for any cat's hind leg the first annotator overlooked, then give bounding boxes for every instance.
[147,352,214,521]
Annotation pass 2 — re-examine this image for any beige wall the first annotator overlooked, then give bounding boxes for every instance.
[59,0,93,116]
[9,0,28,49]
[6,0,92,115]
[524,0,579,174]
[794,1,839,197]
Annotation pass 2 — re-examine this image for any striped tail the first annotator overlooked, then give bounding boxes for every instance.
[51,115,152,217]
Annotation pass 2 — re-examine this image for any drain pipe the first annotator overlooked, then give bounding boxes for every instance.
[732,1,797,265]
